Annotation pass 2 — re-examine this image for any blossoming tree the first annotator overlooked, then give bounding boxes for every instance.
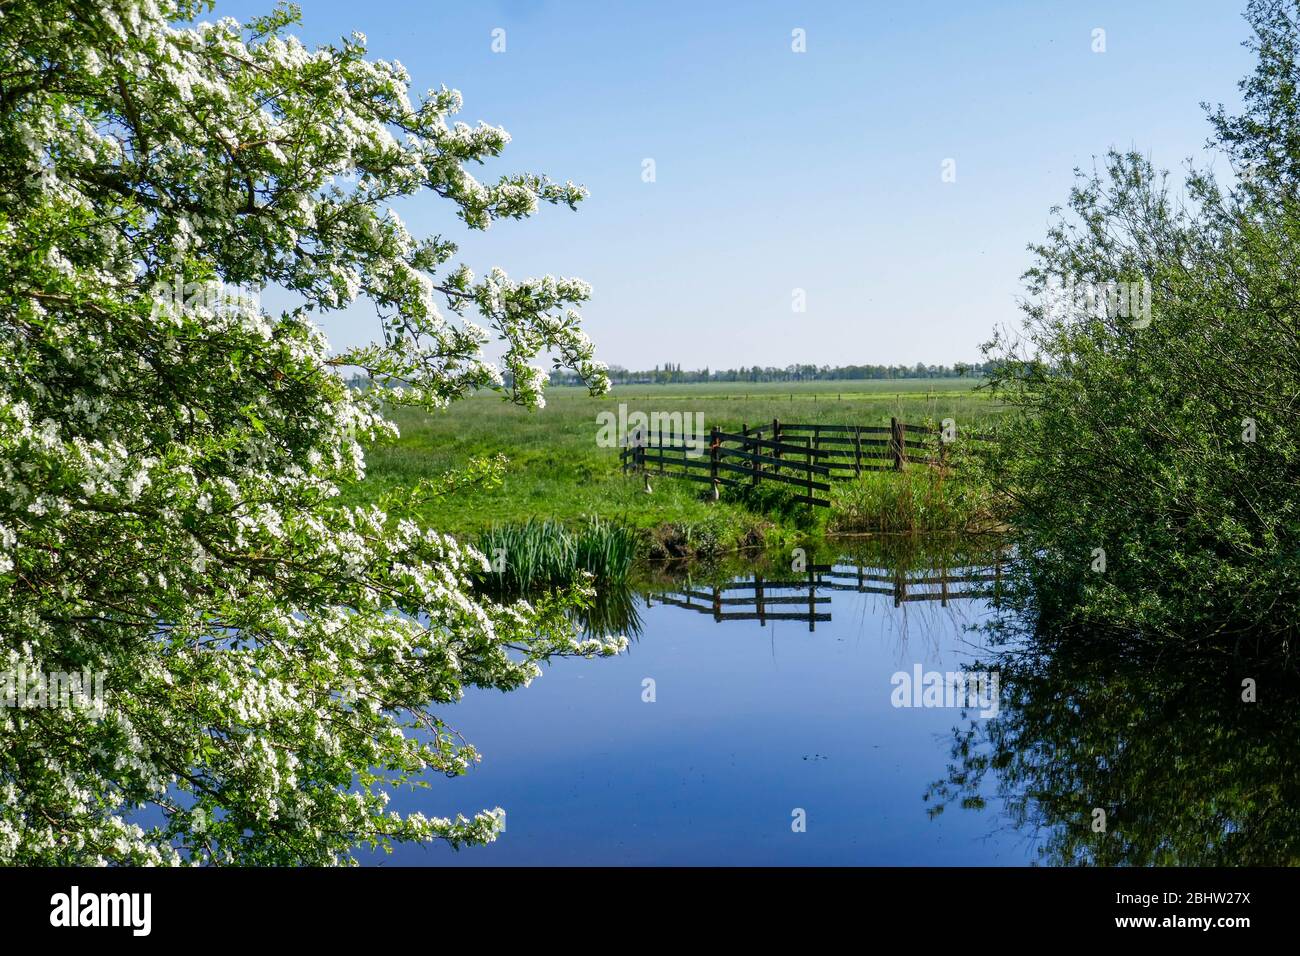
[0,0,620,864]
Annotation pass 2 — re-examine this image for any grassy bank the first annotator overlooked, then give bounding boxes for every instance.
[345,378,1004,553]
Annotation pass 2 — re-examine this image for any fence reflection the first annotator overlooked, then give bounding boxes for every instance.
[643,557,1004,631]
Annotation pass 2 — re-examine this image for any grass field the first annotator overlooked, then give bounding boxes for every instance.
[345,378,1003,547]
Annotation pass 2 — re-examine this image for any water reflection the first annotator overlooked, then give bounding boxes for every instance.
[398,536,1298,865]
[389,536,1021,865]
[587,539,1300,865]
[643,558,1005,630]
[575,537,1009,637]
[925,635,1300,866]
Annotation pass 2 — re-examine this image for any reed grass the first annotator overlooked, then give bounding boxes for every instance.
[474,516,638,593]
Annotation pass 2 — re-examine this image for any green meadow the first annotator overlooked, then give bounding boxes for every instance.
[347,378,1003,546]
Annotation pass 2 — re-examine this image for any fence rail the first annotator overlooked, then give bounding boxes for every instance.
[620,418,997,507]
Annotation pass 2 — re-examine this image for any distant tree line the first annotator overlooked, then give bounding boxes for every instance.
[548,361,999,386]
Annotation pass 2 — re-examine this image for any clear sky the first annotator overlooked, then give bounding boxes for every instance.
[214,0,1254,369]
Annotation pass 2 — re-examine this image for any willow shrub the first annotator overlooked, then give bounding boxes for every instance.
[985,1,1300,644]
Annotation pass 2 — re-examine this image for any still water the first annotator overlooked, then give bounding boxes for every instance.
[373,543,1049,865]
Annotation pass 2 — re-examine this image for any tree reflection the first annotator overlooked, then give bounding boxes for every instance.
[577,581,643,639]
[926,631,1300,865]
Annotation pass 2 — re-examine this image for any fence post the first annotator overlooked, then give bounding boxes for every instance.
[772,419,781,462]
[709,425,719,500]
[891,417,906,471]
[745,422,759,487]
[807,564,816,633]
[657,419,664,475]
[854,424,862,476]
[805,437,814,502]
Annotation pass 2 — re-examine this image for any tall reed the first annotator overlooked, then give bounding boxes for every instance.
[474,517,638,593]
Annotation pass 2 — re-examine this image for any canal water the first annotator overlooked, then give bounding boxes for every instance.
[373,542,1049,865]
[371,538,1300,866]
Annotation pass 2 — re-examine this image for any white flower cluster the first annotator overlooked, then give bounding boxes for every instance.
[0,0,620,865]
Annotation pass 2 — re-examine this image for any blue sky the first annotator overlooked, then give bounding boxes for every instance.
[215,0,1254,369]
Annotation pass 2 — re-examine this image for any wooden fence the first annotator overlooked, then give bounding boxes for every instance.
[647,560,1004,631]
[620,418,997,507]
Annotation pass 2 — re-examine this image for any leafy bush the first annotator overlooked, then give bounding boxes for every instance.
[985,0,1300,642]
